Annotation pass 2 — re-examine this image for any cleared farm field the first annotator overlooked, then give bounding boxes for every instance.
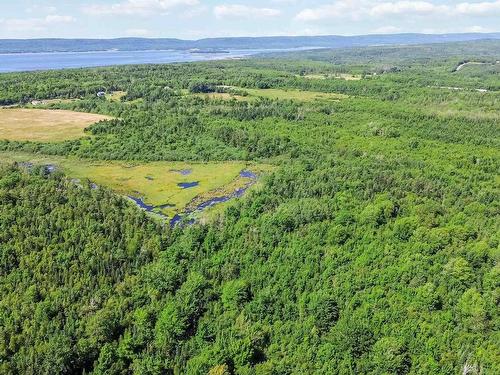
[0,108,112,142]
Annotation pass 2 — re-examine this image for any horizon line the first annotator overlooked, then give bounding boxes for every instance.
[2,31,500,41]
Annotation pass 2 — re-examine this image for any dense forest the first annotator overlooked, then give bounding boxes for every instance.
[0,40,499,374]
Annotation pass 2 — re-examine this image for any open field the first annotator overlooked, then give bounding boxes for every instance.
[193,92,248,101]
[29,98,80,106]
[0,108,112,142]
[455,61,500,72]
[0,151,269,218]
[192,87,348,102]
[429,107,500,120]
[243,87,348,101]
[300,73,362,81]
[456,62,500,77]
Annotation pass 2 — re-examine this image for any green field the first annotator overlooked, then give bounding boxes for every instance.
[300,73,362,81]
[0,151,268,218]
[245,87,347,101]
[191,87,348,102]
[192,92,248,101]
[242,87,348,101]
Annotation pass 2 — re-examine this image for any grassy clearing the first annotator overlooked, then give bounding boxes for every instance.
[194,92,248,101]
[429,107,500,121]
[0,108,112,142]
[299,73,362,81]
[64,160,248,217]
[196,87,348,102]
[455,61,499,72]
[106,91,127,102]
[243,87,347,102]
[27,99,80,107]
[0,151,269,218]
[190,87,347,102]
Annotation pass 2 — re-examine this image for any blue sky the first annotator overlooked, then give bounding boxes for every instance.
[1,1,499,39]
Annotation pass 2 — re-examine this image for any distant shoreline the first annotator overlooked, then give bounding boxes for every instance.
[0,48,234,56]
[1,32,499,54]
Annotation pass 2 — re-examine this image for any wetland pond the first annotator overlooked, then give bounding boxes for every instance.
[128,169,258,226]
[177,181,199,189]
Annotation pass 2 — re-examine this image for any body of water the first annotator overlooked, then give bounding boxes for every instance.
[178,181,199,189]
[127,169,258,227]
[0,48,306,73]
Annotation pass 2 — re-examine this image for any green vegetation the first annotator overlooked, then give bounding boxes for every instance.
[300,73,362,81]
[0,40,499,374]
[106,91,127,102]
[0,151,261,218]
[235,87,348,101]
[191,86,347,102]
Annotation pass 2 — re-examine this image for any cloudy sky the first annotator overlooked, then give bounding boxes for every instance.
[1,0,499,39]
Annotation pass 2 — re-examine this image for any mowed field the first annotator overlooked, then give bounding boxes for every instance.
[0,108,112,142]
[0,151,264,217]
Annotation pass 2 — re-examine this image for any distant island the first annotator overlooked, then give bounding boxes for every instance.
[1,32,500,54]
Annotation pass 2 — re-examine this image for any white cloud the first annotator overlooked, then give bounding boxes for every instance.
[296,0,500,22]
[295,1,362,21]
[455,1,500,15]
[1,15,75,32]
[83,0,199,16]
[370,2,449,17]
[214,4,281,19]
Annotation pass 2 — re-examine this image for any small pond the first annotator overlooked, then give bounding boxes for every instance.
[128,196,155,212]
[178,181,199,189]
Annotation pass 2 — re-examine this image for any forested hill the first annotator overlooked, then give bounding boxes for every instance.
[1,32,500,53]
[0,41,499,374]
